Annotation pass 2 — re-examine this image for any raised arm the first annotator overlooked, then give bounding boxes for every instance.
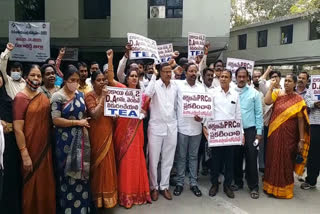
[0,43,14,84]
[199,42,209,76]
[117,43,131,83]
[264,79,277,105]
[106,49,117,87]
[55,47,65,77]
[259,65,272,95]
[144,64,158,98]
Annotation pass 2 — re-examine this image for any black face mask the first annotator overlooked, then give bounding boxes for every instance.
[253,82,259,88]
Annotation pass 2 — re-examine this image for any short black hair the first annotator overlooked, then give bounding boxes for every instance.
[299,71,310,80]
[222,69,233,78]
[202,68,214,76]
[269,70,281,79]
[77,61,88,69]
[40,64,56,77]
[186,63,197,72]
[214,60,224,67]
[10,62,23,70]
[248,74,252,81]
[135,60,144,65]
[45,58,55,64]
[159,62,170,72]
[235,67,249,77]
[90,61,99,67]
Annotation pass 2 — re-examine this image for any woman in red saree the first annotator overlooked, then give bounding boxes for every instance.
[85,67,117,211]
[13,65,55,214]
[107,50,151,208]
[263,74,310,199]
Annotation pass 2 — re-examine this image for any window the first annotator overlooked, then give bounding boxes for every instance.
[84,0,110,19]
[15,0,45,21]
[310,20,320,40]
[281,25,293,45]
[258,30,268,47]
[238,34,247,50]
[149,0,183,18]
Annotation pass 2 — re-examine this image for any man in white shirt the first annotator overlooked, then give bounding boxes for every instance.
[145,63,178,201]
[0,43,26,99]
[173,63,205,197]
[203,70,241,198]
[212,60,223,88]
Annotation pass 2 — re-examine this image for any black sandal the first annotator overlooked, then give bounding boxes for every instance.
[173,185,183,196]
[250,190,259,199]
[190,186,202,197]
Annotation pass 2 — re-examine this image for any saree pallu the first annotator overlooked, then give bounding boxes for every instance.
[85,92,117,208]
[113,94,151,209]
[52,91,91,214]
[263,92,310,199]
[23,93,56,214]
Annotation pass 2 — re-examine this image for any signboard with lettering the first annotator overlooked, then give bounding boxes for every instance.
[158,43,173,63]
[207,120,243,147]
[9,21,50,62]
[182,92,213,117]
[310,75,320,101]
[226,58,255,79]
[127,33,161,63]
[188,32,206,62]
[104,87,142,119]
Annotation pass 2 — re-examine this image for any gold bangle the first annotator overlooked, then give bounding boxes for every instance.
[71,120,74,126]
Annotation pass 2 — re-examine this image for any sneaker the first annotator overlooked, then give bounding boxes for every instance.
[301,182,316,190]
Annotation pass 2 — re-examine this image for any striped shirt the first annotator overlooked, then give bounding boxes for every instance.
[304,89,320,125]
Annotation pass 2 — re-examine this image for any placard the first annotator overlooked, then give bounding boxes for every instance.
[104,87,142,119]
[127,33,161,63]
[310,75,320,101]
[62,48,79,61]
[9,21,50,62]
[188,32,206,61]
[226,57,255,78]
[182,92,213,117]
[157,43,173,63]
[207,120,243,147]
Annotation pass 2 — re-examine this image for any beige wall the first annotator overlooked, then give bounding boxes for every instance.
[224,18,320,64]
[45,0,79,38]
[182,0,231,37]
[111,0,148,38]
[0,0,15,37]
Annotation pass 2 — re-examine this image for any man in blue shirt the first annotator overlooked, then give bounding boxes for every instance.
[232,67,263,199]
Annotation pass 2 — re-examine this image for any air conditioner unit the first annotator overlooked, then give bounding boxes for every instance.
[150,6,166,19]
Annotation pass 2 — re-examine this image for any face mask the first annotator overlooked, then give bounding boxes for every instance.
[11,72,21,81]
[66,82,78,92]
[253,82,259,88]
[26,79,41,91]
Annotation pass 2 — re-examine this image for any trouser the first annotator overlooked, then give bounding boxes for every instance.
[176,133,202,187]
[210,146,234,187]
[198,133,210,171]
[148,129,177,190]
[258,129,265,169]
[306,125,320,186]
[234,127,259,191]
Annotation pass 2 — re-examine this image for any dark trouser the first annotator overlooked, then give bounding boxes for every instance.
[211,146,234,187]
[306,125,320,186]
[198,133,210,171]
[234,127,259,191]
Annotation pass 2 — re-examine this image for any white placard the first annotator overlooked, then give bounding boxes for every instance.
[182,92,213,117]
[127,33,161,63]
[9,21,50,62]
[207,120,243,147]
[104,87,142,119]
[157,43,173,63]
[310,75,320,101]
[226,57,255,78]
[62,48,79,61]
[188,32,206,62]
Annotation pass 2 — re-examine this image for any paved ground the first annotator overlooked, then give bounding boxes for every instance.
[106,172,320,214]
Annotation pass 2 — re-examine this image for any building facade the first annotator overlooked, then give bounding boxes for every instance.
[0,0,231,66]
